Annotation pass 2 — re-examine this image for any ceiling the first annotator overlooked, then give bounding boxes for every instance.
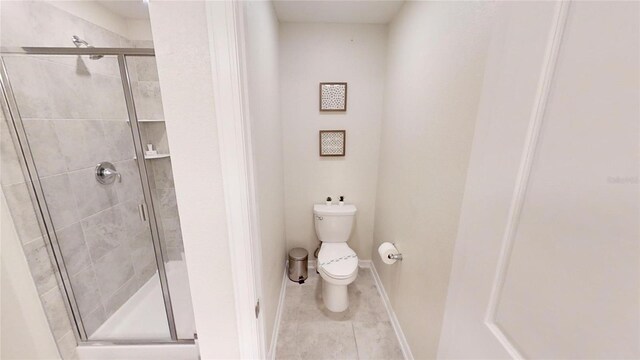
[96,0,150,20]
[273,0,404,24]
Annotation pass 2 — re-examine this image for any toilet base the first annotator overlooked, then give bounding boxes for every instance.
[322,281,349,312]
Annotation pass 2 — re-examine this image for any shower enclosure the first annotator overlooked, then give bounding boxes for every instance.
[0,46,195,344]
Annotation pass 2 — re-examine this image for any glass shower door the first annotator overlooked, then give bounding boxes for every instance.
[125,55,196,340]
[1,54,171,341]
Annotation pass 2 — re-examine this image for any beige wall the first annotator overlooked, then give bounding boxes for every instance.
[149,1,240,357]
[242,0,286,352]
[371,2,495,359]
[280,22,386,260]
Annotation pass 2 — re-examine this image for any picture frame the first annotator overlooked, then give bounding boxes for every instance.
[319,130,346,157]
[319,82,347,112]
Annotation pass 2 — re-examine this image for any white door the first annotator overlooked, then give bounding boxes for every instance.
[438,1,639,359]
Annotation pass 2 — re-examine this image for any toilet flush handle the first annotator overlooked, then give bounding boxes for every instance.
[316,215,323,220]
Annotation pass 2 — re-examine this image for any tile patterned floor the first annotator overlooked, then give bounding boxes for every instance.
[275,267,404,359]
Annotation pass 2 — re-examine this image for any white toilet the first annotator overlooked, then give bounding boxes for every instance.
[313,203,358,312]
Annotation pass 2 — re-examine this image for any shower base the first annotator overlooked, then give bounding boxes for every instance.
[90,260,195,340]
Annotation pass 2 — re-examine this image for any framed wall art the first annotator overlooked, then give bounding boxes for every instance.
[319,82,347,112]
[319,130,346,157]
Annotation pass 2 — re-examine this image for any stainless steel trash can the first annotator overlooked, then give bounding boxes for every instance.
[288,248,308,284]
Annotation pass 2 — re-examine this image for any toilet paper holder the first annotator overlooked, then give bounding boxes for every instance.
[388,243,402,261]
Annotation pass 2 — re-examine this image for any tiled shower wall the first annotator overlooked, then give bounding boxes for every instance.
[0,111,77,359]
[0,0,185,354]
[129,55,185,261]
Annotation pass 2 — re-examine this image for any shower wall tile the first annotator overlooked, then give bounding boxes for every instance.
[82,207,126,262]
[150,159,175,189]
[0,118,26,186]
[93,75,128,120]
[114,159,144,203]
[69,267,102,316]
[40,173,81,229]
[103,276,140,317]
[0,1,36,47]
[53,120,110,172]
[133,40,154,48]
[117,200,148,237]
[137,257,158,286]
[132,81,164,120]
[21,120,68,177]
[40,55,89,76]
[83,21,124,48]
[129,230,157,279]
[56,223,91,276]
[83,305,107,336]
[156,188,178,220]
[68,167,118,219]
[134,57,160,82]
[103,121,136,162]
[78,55,121,78]
[22,237,59,295]
[28,1,87,48]
[2,182,42,243]
[93,244,135,299]
[41,287,74,341]
[161,216,183,248]
[36,54,120,80]
[166,246,184,262]
[97,58,121,78]
[42,61,96,119]
[2,56,56,119]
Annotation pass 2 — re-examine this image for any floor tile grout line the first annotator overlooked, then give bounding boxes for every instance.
[352,321,360,359]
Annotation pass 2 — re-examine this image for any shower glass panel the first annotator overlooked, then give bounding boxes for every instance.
[1,54,171,341]
[125,55,196,340]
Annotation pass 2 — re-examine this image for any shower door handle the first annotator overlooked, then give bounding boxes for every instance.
[138,203,147,222]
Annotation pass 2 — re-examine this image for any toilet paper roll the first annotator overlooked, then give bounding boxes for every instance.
[378,242,399,265]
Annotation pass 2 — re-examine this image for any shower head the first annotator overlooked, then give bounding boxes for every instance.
[71,35,103,60]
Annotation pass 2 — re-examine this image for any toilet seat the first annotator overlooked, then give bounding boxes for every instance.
[318,243,358,280]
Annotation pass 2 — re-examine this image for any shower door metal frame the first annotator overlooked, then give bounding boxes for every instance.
[0,47,190,345]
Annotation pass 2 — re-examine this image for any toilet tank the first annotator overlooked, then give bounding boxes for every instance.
[313,204,357,243]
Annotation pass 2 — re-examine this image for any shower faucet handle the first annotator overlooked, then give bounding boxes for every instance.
[95,162,121,184]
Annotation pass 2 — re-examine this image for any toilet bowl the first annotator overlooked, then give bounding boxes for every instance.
[317,243,358,312]
[313,204,358,312]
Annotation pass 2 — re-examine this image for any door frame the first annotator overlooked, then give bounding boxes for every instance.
[205,1,266,358]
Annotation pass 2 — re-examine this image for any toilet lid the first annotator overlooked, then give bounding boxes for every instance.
[318,243,358,279]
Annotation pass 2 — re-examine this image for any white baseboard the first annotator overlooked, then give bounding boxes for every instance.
[369,262,414,360]
[267,264,288,360]
[358,259,372,268]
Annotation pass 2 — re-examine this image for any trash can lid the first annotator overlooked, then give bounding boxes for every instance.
[289,247,308,261]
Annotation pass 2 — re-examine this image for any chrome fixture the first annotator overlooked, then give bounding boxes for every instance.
[95,161,121,184]
[388,253,403,261]
[71,35,103,59]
